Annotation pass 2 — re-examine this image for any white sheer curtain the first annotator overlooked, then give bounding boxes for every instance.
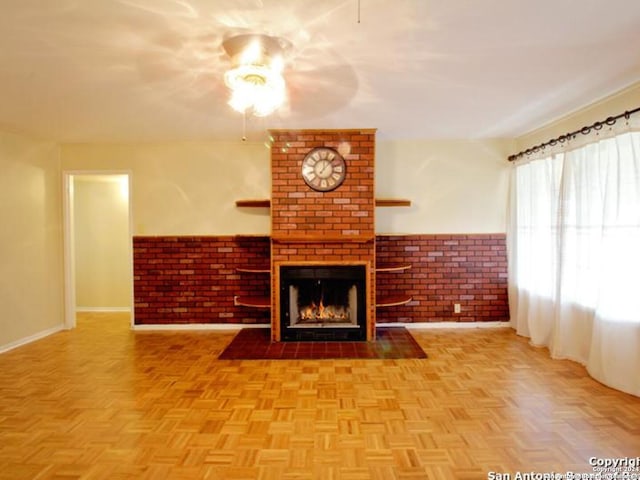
[508,124,640,397]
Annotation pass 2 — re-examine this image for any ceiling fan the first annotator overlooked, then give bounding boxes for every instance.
[130,0,360,123]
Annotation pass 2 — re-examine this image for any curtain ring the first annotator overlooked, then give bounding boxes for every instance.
[605,116,616,126]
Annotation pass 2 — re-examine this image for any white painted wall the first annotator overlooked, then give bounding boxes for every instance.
[62,138,512,236]
[61,142,272,235]
[376,139,512,234]
[0,130,64,350]
[73,176,131,309]
[515,81,640,151]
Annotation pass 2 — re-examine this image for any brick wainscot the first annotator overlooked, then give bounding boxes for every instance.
[132,128,508,332]
[133,234,508,326]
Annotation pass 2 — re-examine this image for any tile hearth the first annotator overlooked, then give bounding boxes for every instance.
[218,327,427,360]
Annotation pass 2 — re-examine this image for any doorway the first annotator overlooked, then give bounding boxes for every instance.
[63,172,133,329]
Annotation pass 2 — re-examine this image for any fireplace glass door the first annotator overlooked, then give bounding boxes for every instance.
[279,265,366,341]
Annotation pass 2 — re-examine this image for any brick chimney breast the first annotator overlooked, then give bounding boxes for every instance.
[269,129,377,341]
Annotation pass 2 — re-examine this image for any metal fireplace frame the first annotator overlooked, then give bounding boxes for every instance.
[273,261,372,342]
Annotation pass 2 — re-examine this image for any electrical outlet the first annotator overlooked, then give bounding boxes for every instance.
[454,303,461,314]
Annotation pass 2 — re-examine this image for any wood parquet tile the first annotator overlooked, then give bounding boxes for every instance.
[1,313,639,479]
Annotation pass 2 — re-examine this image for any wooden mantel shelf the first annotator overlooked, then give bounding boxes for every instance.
[233,295,270,308]
[272,234,375,244]
[235,198,411,208]
[237,264,408,273]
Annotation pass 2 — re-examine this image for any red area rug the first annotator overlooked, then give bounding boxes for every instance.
[218,327,427,360]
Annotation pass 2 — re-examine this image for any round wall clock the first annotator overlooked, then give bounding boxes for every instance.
[301,147,346,192]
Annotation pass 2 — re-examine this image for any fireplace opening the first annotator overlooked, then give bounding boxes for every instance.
[279,265,366,341]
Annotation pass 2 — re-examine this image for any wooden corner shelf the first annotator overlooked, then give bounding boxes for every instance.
[236,266,270,273]
[375,198,411,207]
[233,295,270,308]
[375,263,411,272]
[235,199,271,208]
[376,295,413,308]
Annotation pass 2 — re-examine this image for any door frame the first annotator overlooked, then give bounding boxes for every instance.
[62,170,134,329]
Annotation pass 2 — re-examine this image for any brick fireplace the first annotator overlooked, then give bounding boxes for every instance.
[132,130,510,329]
[269,129,376,341]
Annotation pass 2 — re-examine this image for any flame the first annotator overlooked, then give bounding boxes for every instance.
[299,299,349,322]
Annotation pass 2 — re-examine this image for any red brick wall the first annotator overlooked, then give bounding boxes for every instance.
[270,129,375,240]
[131,131,509,327]
[376,234,509,322]
[271,242,374,264]
[269,129,377,339]
[131,233,509,325]
[133,236,270,325]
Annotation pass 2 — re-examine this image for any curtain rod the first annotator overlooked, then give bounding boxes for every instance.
[508,106,640,162]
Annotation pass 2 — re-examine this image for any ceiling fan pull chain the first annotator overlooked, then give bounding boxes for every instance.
[242,110,247,142]
[357,0,361,23]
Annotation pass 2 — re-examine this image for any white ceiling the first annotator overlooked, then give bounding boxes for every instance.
[1,0,640,143]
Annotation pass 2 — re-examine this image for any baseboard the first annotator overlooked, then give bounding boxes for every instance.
[76,307,131,312]
[131,322,509,332]
[132,323,269,331]
[0,324,65,354]
[0,321,509,354]
[398,321,511,329]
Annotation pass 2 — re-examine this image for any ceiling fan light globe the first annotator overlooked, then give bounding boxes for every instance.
[253,95,279,117]
[222,34,290,118]
[224,65,286,116]
[228,84,254,113]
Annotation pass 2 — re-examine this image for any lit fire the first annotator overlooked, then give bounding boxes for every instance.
[299,299,349,321]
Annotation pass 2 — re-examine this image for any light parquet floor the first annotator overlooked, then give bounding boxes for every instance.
[1,313,639,480]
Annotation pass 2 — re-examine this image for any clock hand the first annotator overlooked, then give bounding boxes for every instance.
[318,160,331,175]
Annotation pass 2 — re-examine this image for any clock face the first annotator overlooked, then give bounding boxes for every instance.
[301,147,346,192]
